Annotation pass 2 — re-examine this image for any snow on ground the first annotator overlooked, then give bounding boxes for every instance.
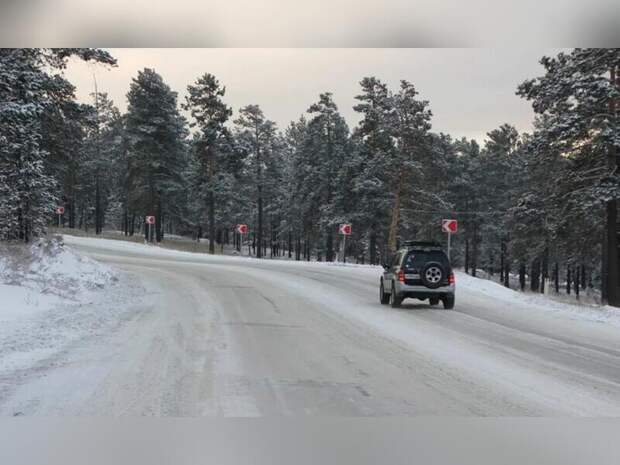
[63,234,620,328]
[456,271,620,328]
[0,237,117,301]
[0,238,143,384]
[63,234,383,271]
[2,233,620,416]
[0,284,65,321]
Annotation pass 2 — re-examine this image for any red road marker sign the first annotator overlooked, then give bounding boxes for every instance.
[442,219,458,233]
[339,223,352,235]
[145,216,156,225]
[56,206,65,215]
[236,224,248,234]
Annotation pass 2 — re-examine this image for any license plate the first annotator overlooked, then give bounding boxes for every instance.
[404,274,418,279]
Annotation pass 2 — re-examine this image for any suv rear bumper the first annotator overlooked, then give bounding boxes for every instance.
[393,282,454,296]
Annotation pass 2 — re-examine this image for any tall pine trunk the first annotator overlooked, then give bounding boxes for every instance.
[205,147,216,254]
[288,231,292,258]
[541,247,549,294]
[500,240,505,284]
[95,176,101,234]
[123,206,129,235]
[326,231,334,262]
[519,263,526,291]
[530,258,540,292]
[471,222,478,277]
[387,170,403,254]
[208,188,215,254]
[603,65,620,306]
[369,228,377,265]
[575,266,580,300]
[156,197,163,242]
[257,192,263,258]
[604,200,619,304]
[465,234,470,274]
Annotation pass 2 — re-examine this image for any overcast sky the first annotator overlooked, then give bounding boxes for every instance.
[64,48,558,143]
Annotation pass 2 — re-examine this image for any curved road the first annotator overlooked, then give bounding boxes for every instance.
[3,236,620,416]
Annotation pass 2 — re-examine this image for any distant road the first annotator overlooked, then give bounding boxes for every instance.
[3,235,620,416]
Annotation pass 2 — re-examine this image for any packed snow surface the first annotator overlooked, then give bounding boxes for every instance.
[0,238,140,380]
[62,234,620,327]
[0,284,65,322]
[1,234,620,417]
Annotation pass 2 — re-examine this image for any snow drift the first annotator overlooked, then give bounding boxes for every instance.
[0,237,141,383]
[0,237,117,301]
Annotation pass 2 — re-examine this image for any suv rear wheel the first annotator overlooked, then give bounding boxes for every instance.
[379,280,390,305]
[442,294,455,309]
[389,282,403,308]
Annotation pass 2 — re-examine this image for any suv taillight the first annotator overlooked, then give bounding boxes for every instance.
[398,270,405,283]
[449,273,455,285]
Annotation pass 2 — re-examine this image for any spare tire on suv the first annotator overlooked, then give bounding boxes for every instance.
[420,262,445,289]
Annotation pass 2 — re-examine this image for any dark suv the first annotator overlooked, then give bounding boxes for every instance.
[379,241,455,309]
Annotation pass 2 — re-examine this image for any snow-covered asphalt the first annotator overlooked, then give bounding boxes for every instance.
[2,235,620,416]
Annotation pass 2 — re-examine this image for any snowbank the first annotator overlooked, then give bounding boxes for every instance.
[0,237,117,299]
[456,270,620,327]
[0,238,117,323]
[0,283,65,322]
[0,238,139,378]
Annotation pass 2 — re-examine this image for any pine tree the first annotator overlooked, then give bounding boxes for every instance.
[305,93,350,261]
[352,77,395,264]
[125,68,188,242]
[475,124,522,280]
[0,48,115,242]
[183,73,232,253]
[76,92,124,233]
[282,117,310,260]
[387,80,432,252]
[517,48,620,304]
[234,105,277,258]
[449,137,480,273]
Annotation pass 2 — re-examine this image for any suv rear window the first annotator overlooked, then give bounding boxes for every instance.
[403,251,450,271]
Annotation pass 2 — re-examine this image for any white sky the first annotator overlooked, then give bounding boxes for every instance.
[64,48,558,143]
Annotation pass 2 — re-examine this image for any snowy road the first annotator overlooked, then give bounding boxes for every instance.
[2,236,620,416]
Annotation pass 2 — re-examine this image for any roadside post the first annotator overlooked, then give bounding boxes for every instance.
[236,224,248,253]
[56,206,65,228]
[338,223,352,263]
[441,219,458,260]
[145,215,155,243]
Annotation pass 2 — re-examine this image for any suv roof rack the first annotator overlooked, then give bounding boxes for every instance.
[401,240,443,249]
